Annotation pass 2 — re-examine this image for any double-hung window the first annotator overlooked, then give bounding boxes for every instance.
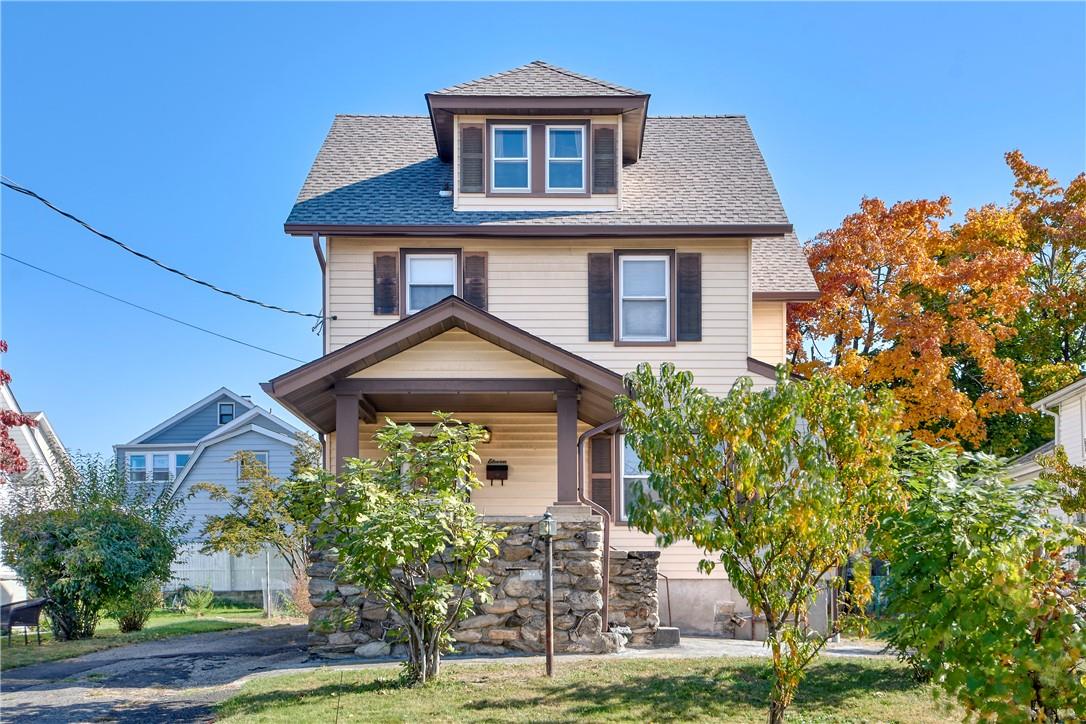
[218,402,235,425]
[546,126,584,192]
[128,454,147,483]
[619,436,652,522]
[405,254,458,314]
[175,453,190,477]
[152,454,170,482]
[491,126,530,192]
[239,451,270,480]
[619,255,670,342]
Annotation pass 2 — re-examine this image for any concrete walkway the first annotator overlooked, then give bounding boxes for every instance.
[0,625,887,723]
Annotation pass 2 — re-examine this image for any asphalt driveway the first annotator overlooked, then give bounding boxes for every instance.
[0,624,309,723]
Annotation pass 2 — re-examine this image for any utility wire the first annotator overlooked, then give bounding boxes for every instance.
[1,176,323,320]
[2,252,306,363]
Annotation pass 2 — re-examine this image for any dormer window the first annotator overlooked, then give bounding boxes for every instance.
[491,126,530,192]
[546,127,584,192]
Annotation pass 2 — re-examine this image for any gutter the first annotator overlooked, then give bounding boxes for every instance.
[576,416,623,633]
[285,223,794,239]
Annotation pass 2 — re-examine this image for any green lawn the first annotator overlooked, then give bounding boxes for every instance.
[0,608,268,670]
[217,656,961,723]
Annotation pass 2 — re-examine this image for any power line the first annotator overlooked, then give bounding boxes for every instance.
[2,252,307,364]
[1,176,323,320]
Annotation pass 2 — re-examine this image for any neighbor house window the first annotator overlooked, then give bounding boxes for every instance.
[128,454,146,483]
[619,255,670,342]
[491,126,530,192]
[218,402,235,425]
[175,453,190,476]
[152,454,170,482]
[239,451,270,480]
[546,126,584,192]
[619,436,651,522]
[406,253,457,314]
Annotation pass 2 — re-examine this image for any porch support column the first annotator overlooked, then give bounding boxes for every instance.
[555,388,580,504]
[334,390,361,475]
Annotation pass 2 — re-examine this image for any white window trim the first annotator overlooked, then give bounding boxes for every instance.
[618,434,649,523]
[127,451,192,483]
[238,450,271,479]
[618,255,671,342]
[545,125,585,193]
[405,253,459,315]
[218,402,235,426]
[490,124,531,193]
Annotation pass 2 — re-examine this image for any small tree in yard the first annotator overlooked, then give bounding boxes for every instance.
[193,434,320,581]
[877,443,1086,721]
[616,364,901,724]
[287,413,503,685]
[0,454,188,639]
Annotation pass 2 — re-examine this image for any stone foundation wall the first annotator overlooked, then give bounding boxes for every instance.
[607,550,660,647]
[306,512,659,658]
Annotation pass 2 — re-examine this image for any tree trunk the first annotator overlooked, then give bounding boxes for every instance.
[768,700,787,724]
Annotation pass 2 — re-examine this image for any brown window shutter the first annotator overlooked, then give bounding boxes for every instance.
[591,126,617,194]
[373,251,399,316]
[462,252,488,310]
[589,435,614,516]
[676,252,702,341]
[587,253,614,341]
[460,125,484,193]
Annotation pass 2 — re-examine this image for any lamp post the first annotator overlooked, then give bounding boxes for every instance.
[538,511,557,677]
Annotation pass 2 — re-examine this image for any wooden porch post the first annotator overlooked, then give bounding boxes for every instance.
[555,389,579,503]
[334,390,361,475]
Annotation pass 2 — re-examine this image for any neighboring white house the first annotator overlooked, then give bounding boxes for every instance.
[113,388,303,599]
[0,384,66,604]
[1009,377,1086,529]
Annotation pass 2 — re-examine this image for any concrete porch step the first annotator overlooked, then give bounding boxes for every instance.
[653,626,681,648]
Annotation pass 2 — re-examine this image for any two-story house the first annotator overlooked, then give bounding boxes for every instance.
[262,61,819,633]
[114,388,301,597]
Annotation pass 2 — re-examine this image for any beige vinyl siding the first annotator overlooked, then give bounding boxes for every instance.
[326,236,753,395]
[751,301,787,364]
[351,329,563,379]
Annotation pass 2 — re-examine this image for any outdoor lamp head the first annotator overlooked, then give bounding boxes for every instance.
[538,512,557,538]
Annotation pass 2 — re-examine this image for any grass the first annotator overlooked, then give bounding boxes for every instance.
[0,607,270,671]
[217,656,962,723]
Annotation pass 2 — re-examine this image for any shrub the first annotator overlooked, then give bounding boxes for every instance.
[288,413,502,684]
[0,454,188,640]
[877,443,1086,720]
[183,587,215,617]
[106,579,164,633]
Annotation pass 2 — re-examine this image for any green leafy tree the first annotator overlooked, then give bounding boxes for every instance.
[616,364,901,724]
[288,413,503,685]
[0,454,188,639]
[877,443,1086,721]
[193,434,319,579]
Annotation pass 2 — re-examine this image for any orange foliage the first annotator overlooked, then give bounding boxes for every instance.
[789,197,1030,446]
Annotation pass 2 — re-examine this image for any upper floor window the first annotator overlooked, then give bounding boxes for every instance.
[152,454,170,482]
[175,453,190,476]
[128,454,146,483]
[218,402,235,425]
[546,127,584,192]
[406,253,458,314]
[491,126,530,192]
[619,255,670,342]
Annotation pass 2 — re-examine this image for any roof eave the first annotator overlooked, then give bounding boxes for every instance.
[285,223,793,239]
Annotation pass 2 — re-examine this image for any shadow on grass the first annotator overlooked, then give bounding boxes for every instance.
[467,660,922,720]
[220,677,406,719]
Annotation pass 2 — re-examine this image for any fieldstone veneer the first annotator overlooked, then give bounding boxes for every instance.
[306,515,660,658]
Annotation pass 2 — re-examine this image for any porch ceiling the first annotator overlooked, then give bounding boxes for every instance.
[262,297,627,433]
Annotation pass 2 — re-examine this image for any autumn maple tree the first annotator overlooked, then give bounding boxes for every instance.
[0,340,36,476]
[789,196,1031,447]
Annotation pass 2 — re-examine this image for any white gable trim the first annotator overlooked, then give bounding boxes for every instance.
[1032,376,1086,411]
[126,388,255,445]
[166,423,298,500]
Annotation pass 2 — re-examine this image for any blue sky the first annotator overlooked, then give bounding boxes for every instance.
[2,2,1083,455]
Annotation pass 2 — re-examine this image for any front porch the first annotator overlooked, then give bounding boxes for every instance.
[261,297,629,513]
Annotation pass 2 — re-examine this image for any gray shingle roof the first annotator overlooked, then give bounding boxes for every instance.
[751,233,819,297]
[431,60,644,97]
[287,115,790,228]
